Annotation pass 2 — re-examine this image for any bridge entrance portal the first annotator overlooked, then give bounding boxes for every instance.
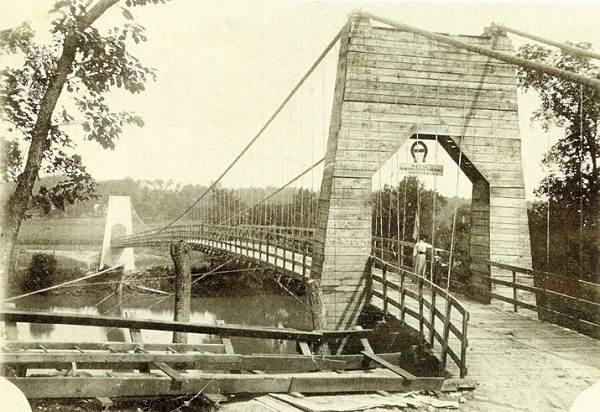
[312,15,532,330]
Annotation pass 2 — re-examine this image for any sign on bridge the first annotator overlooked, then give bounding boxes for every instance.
[398,163,444,176]
[399,142,444,176]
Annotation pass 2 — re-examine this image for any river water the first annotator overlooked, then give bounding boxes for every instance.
[13,292,312,354]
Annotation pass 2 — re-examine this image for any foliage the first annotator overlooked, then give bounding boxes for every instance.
[1,0,167,214]
[25,253,58,291]
[528,200,598,281]
[373,177,450,242]
[517,42,599,278]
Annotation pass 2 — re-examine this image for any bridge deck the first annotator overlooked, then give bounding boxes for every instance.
[370,269,600,410]
[455,299,600,411]
[370,283,600,411]
[367,262,600,410]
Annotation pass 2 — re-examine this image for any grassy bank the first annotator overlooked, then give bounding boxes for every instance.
[16,217,168,245]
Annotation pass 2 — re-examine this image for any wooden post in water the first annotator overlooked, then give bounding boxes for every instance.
[307,279,330,355]
[116,268,124,301]
[170,240,191,344]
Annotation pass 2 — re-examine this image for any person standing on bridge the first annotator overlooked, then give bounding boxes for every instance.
[412,236,430,277]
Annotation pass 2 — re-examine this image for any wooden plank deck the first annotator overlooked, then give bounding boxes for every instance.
[455,299,600,411]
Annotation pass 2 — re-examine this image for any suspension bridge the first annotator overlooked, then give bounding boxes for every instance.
[3,11,600,411]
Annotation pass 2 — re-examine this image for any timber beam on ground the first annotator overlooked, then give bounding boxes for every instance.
[1,351,410,372]
[7,372,444,399]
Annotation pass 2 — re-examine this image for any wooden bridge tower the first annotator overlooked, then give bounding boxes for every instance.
[312,15,532,329]
[100,196,136,272]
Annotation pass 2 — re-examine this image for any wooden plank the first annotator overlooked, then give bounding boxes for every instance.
[9,373,445,398]
[287,375,444,393]
[129,328,150,373]
[352,26,514,49]
[2,352,241,365]
[347,42,512,67]
[254,395,303,412]
[343,100,518,122]
[349,31,511,55]
[346,62,517,85]
[298,341,312,356]
[153,361,188,390]
[2,341,226,353]
[202,392,229,404]
[360,351,417,381]
[345,91,517,112]
[96,397,113,408]
[1,309,325,341]
[4,353,390,371]
[352,325,374,355]
[346,54,515,77]
[216,320,236,356]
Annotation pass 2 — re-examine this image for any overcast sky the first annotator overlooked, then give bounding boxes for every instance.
[2,0,600,199]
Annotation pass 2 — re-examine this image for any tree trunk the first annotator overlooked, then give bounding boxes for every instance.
[170,241,191,344]
[0,0,119,284]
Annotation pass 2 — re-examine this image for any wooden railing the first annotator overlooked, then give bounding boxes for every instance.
[372,235,600,341]
[368,256,469,378]
[114,224,315,279]
[468,259,600,340]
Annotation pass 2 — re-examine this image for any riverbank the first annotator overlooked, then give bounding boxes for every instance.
[6,263,304,302]
[8,241,309,301]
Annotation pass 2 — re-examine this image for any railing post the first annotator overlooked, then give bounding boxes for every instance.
[302,241,307,278]
[254,228,258,259]
[512,269,518,312]
[233,227,237,253]
[274,234,279,269]
[400,244,405,267]
[382,266,388,316]
[429,286,437,346]
[265,231,271,265]
[400,270,406,323]
[366,257,373,304]
[460,311,469,378]
[258,230,263,261]
[440,298,452,373]
[418,276,424,339]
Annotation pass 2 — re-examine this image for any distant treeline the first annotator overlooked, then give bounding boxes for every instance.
[26,177,320,222]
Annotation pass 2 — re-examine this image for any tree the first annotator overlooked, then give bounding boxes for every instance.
[517,42,600,280]
[373,176,448,245]
[0,0,169,279]
[25,253,58,292]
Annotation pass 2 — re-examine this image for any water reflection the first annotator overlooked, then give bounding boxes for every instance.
[16,292,311,354]
[106,327,126,342]
[28,323,55,339]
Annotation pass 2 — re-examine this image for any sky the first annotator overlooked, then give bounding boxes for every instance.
[2,0,600,199]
